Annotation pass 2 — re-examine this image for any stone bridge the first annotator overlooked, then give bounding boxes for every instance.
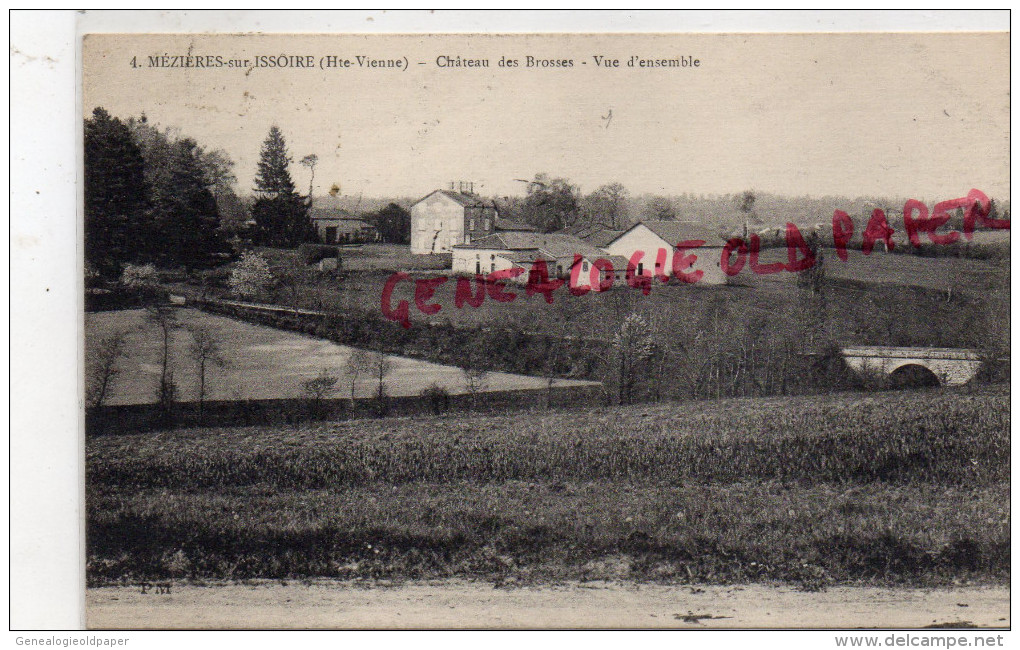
[840,346,984,387]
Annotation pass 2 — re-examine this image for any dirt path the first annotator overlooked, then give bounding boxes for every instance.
[86,581,1009,629]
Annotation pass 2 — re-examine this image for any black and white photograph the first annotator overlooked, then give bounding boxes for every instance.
[15,11,1013,637]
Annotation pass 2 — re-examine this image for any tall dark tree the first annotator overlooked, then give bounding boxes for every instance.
[367,203,411,244]
[251,126,314,247]
[149,138,227,269]
[127,117,228,268]
[522,173,580,233]
[84,107,148,276]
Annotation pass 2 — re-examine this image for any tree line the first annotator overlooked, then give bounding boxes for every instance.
[85,109,333,278]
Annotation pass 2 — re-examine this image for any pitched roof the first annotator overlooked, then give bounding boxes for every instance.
[333,219,374,233]
[309,206,364,221]
[505,251,557,264]
[558,223,624,247]
[456,231,606,259]
[584,229,625,247]
[610,221,728,247]
[414,189,495,208]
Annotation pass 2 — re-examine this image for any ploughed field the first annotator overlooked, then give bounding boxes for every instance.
[86,385,1009,588]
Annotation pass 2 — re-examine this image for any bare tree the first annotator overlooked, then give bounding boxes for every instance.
[370,351,393,417]
[87,331,127,408]
[344,348,373,415]
[612,312,654,405]
[188,326,225,425]
[302,368,339,419]
[146,306,180,422]
[300,154,319,204]
[460,350,490,412]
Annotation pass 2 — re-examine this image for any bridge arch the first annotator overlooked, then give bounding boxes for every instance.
[887,363,941,388]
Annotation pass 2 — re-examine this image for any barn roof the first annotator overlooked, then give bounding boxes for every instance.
[505,251,557,264]
[308,206,365,221]
[609,220,728,247]
[458,232,604,259]
[559,223,625,246]
[333,219,375,234]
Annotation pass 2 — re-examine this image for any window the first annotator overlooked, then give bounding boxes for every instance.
[465,234,471,244]
[484,219,491,230]
[582,260,589,272]
[469,219,475,230]
[637,262,644,275]
[491,263,496,272]
[325,226,337,242]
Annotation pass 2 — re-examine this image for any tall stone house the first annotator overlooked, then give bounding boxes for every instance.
[410,184,534,254]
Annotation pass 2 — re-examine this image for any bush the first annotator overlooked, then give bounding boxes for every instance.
[420,383,451,415]
[297,243,340,265]
[119,263,159,288]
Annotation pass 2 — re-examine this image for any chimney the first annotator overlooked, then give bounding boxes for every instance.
[468,182,474,194]
[449,181,455,191]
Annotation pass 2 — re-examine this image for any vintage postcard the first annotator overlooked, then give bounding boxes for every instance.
[80,28,1009,630]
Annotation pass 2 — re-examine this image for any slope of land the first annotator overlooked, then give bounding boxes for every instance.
[87,385,1009,589]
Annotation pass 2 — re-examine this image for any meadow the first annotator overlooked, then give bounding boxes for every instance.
[85,308,596,406]
[189,243,1008,351]
[86,385,1009,588]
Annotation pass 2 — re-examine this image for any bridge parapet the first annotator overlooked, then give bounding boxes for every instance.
[841,346,981,361]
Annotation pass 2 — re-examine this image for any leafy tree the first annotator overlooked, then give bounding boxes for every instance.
[643,196,676,221]
[84,107,148,276]
[522,173,580,232]
[367,203,412,244]
[582,182,630,229]
[251,126,315,247]
[127,117,231,268]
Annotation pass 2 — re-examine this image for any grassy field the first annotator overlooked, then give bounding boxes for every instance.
[205,244,1008,350]
[85,308,596,406]
[87,385,1009,588]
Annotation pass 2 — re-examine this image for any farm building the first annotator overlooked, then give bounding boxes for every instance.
[410,184,535,254]
[602,221,729,285]
[452,231,627,289]
[309,207,379,244]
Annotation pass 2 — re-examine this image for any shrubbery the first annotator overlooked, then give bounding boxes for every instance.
[297,243,340,265]
[228,251,273,300]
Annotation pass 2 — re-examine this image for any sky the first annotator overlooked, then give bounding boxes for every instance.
[82,32,1009,202]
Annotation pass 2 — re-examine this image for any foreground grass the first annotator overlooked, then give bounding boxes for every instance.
[86,386,1009,587]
